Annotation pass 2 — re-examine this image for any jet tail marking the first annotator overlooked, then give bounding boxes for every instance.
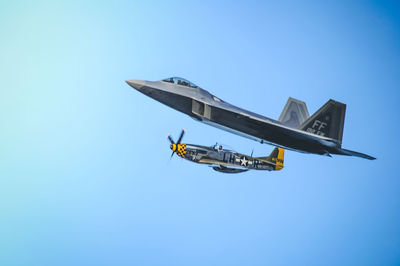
[299,99,346,145]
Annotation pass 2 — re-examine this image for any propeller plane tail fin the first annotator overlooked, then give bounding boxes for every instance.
[257,147,285,170]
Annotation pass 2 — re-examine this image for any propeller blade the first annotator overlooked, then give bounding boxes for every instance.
[177,128,185,144]
[167,134,175,144]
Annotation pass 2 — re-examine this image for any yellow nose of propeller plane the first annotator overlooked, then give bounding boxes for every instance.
[176,144,187,157]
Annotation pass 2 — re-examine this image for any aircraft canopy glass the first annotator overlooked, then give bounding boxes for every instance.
[211,143,235,152]
[162,77,199,88]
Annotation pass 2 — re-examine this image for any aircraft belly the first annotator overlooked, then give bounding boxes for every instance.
[140,86,194,116]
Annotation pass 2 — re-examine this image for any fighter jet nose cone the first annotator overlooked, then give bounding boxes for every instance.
[126,80,145,91]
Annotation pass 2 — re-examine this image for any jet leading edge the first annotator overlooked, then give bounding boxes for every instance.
[168,129,284,173]
[126,77,375,160]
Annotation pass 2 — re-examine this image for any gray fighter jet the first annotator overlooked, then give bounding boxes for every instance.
[168,129,284,173]
[127,77,375,160]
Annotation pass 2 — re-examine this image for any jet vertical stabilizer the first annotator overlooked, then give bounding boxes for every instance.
[279,97,310,128]
[299,99,346,145]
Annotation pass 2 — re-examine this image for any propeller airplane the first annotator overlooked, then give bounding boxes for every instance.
[167,129,284,174]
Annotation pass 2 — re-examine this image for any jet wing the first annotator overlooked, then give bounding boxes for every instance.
[203,102,331,154]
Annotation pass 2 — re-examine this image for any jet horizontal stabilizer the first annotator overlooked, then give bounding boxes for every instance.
[338,148,376,160]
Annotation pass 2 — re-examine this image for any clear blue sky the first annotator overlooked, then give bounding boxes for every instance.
[1,1,399,265]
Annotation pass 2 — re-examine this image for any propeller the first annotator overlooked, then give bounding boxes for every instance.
[177,129,185,145]
[167,134,175,145]
[167,128,185,158]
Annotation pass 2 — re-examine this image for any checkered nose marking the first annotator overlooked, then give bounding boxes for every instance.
[176,144,187,157]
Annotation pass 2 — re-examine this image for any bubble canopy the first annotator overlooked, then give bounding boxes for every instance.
[162,77,199,88]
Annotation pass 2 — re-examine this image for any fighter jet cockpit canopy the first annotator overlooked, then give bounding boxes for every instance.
[162,77,225,103]
[162,77,199,88]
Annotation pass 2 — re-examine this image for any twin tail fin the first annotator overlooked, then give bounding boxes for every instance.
[299,99,346,145]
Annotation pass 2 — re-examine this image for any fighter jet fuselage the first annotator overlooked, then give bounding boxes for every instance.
[127,77,375,160]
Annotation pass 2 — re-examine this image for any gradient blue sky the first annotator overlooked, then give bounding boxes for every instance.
[1,1,400,265]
